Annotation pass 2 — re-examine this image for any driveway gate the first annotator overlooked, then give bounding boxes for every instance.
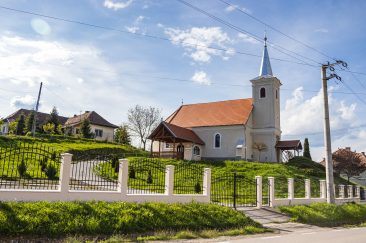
[211,172,257,208]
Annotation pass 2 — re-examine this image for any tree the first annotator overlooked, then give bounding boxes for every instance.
[16,113,26,135]
[114,124,131,145]
[333,149,366,182]
[303,138,312,160]
[127,105,161,150]
[43,123,55,134]
[8,121,17,135]
[48,107,60,134]
[80,119,93,138]
[24,111,35,134]
[252,142,267,162]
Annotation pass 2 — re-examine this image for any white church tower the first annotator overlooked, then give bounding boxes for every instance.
[250,36,282,162]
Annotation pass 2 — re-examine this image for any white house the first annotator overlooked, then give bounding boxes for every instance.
[148,37,301,162]
[64,111,118,142]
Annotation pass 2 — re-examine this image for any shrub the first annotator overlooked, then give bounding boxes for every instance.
[194,181,201,193]
[146,170,153,184]
[129,166,136,179]
[17,159,27,177]
[45,164,57,180]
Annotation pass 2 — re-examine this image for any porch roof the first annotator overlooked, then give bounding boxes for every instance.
[148,122,205,145]
[275,140,302,150]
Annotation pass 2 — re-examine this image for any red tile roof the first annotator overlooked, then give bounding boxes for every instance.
[3,109,68,125]
[165,98,253,128]
[276,140,303,150]
[148,122,204,145]
[65,111,118,128]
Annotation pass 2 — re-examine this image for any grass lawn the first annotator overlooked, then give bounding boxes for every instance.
[0,201,267,240]
[278,202,366,227]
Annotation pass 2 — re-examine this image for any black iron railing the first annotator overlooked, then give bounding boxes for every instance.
[0,142,61,190]
[174,164,204,194]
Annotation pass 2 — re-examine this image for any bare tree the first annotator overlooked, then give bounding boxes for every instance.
[127,105,161,150]
[252,142,267,162]
[333,149,366,182]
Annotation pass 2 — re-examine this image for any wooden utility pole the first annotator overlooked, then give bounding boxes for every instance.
[32,82,43,137]
[321,60,347,204]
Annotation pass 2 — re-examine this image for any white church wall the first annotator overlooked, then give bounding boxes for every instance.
[192,125,245,160]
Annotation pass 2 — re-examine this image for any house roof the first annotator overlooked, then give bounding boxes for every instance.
[3,109,68,125]
[148,122,205,145]
[64,111,118,128]
[165,98,253,128]
[276,140,303,150]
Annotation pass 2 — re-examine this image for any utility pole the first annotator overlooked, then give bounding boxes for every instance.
[321,60,347,204]
[32,82,43,137]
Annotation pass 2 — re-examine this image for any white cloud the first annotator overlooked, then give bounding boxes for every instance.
[11,95,36,109]
[164,27,234,63]
[282,87,357,136]
[237,33,260,44]
[225,5,251,14]
[315,28,329,33]
[125,15,145,34]
[191,71,211,85]
[103,0,134,10]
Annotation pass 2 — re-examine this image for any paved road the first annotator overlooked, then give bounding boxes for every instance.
[223,227,366,243]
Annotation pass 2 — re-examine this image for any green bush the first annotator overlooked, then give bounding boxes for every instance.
[45,164,57,180]
[17,159,27,177]
[0,202,261,237]
[279,202,366,227]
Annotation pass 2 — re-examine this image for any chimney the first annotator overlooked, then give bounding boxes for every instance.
[85,111,90,113]
[73,114,77,117]
[362,152,365,156]
[345,147,351,151]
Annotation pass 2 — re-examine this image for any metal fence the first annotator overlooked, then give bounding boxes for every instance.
[274,177,288,198]
[70,154,121,191]
[0,142,61,190]
[128,158,166,194]
[174,164,203,194]
[311,179,321,198]
[294,178,306,198]
[211,172,257,208]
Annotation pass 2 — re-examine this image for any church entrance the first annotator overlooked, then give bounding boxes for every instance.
[177,144,184,160]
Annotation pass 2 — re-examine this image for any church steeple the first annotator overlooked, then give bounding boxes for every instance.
[259,35,273,77]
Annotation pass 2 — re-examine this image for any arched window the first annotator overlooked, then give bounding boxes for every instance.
[260,87,266,98]
[276,89,278,99]
[193,146,200,156]
[214,133,221,148]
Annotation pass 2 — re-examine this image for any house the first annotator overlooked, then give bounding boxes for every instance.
[64,111,118,142]
[0,108,68,135]
[148,37,301,162]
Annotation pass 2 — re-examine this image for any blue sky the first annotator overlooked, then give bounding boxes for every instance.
[0,0,366,160]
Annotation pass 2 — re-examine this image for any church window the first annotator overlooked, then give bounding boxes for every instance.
[193,146,200,156]
[214,133,221,148]
[260,87,266,98]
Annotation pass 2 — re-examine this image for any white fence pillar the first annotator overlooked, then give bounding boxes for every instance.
[203,168,211,199]
[268,177,275,207]
[119,159,129,195]
[305,179,311,199]
[256,176,262,209]
[339,185,345,199]
[356,186,361,199]
[348,185,353,198]
[320,180,326,199]
[288,178,294,200]
[165,165,174,195]
[60,153,72,193]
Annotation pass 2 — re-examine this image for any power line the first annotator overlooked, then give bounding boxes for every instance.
[0,5,318,68]
[217,0,336,61]
[176,0,322,66]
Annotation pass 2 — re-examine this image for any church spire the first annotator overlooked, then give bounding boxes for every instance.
[259,34,273,77]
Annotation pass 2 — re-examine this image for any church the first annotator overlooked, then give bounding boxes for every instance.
[148,37,302,162]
